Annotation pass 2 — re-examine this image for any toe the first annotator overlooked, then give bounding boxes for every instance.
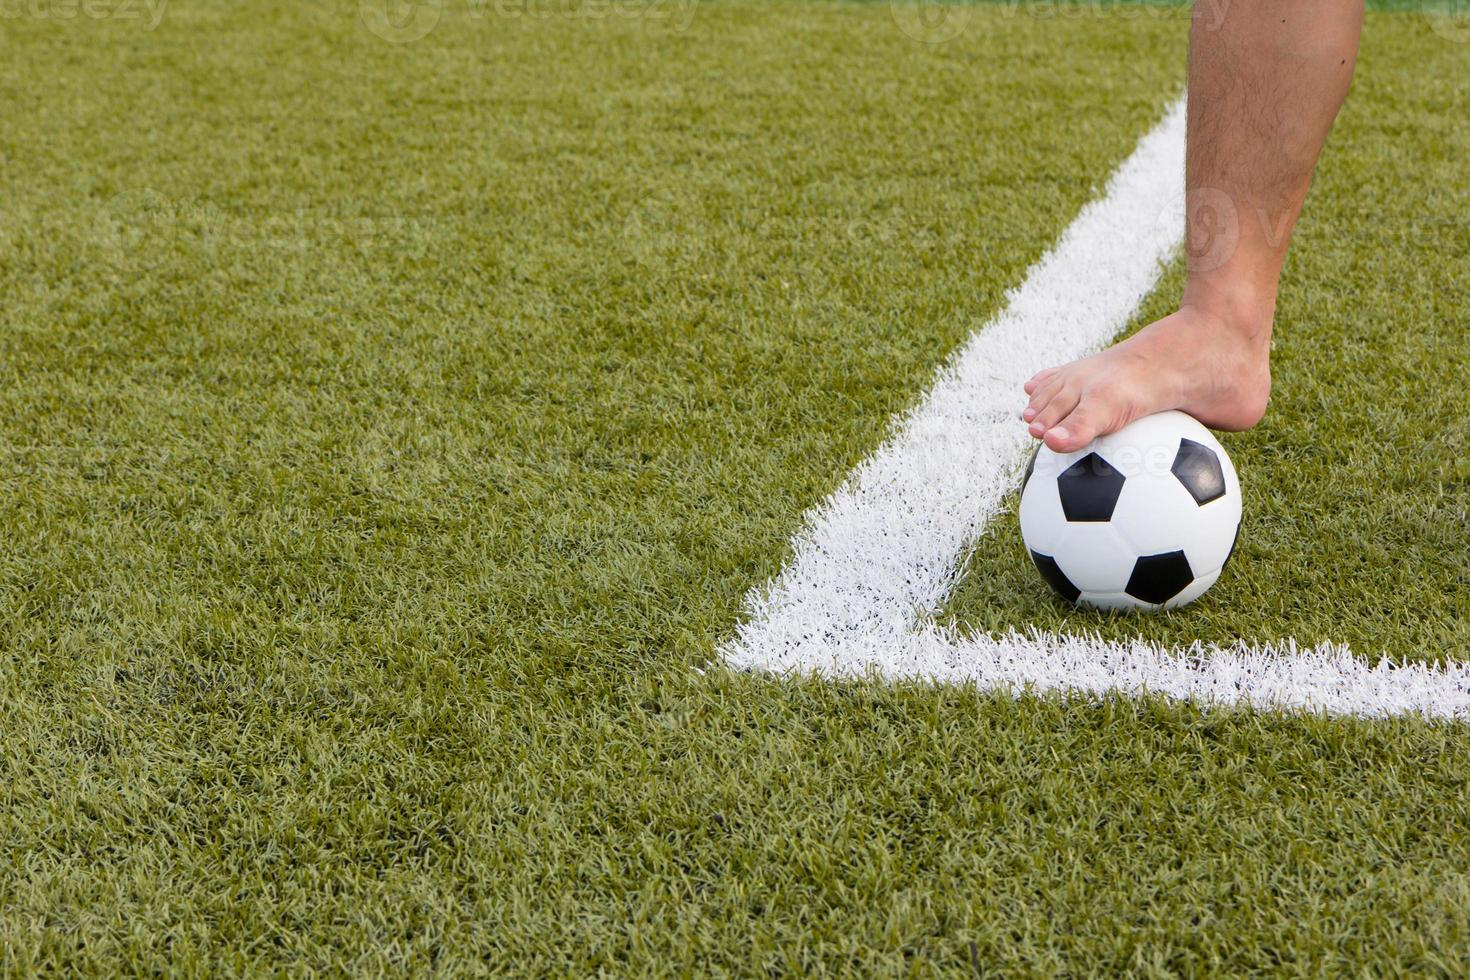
[1043,399,1112,453]
[1022,374,1067,423]
[1042,425,1088,453]
[1027,387,1080,439]
[1023,368,1057,396]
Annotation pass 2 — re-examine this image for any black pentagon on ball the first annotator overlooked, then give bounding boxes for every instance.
[1057,452,1126,522]
[1030,551,1081,603]
[1171,438,1227,505]
[1125,550,1195,605]
[1021,446,1039,489]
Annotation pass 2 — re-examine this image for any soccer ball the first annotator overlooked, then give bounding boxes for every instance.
[1019,410,1242,610]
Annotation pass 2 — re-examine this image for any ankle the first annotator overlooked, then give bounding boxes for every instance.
[1178,285,1276,346]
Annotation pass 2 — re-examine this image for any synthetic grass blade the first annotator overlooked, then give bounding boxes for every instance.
[724,95,1470,721]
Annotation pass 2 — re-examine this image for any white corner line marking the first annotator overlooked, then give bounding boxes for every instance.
[721,96,1470,720]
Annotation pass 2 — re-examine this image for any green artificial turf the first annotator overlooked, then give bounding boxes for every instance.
[1,0,1468,974]
[944,21,1470,660]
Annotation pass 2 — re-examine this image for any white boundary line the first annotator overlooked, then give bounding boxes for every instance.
[722,96,1470,721]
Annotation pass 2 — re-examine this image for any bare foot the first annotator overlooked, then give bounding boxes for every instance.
[1021,305,1272,453]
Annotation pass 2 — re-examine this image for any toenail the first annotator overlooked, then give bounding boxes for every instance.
[1023,408,1036,421]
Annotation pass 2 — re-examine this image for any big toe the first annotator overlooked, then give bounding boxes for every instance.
[1043,403,1109,453]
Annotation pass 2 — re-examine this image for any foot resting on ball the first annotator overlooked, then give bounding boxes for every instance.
[1021,304,1273,453]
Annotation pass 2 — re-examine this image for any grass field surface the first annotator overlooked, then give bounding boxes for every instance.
[944,23,1470,661]
[2,0,1468,973]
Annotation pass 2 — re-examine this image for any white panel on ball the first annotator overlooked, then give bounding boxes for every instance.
[1019,410,1243,611]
